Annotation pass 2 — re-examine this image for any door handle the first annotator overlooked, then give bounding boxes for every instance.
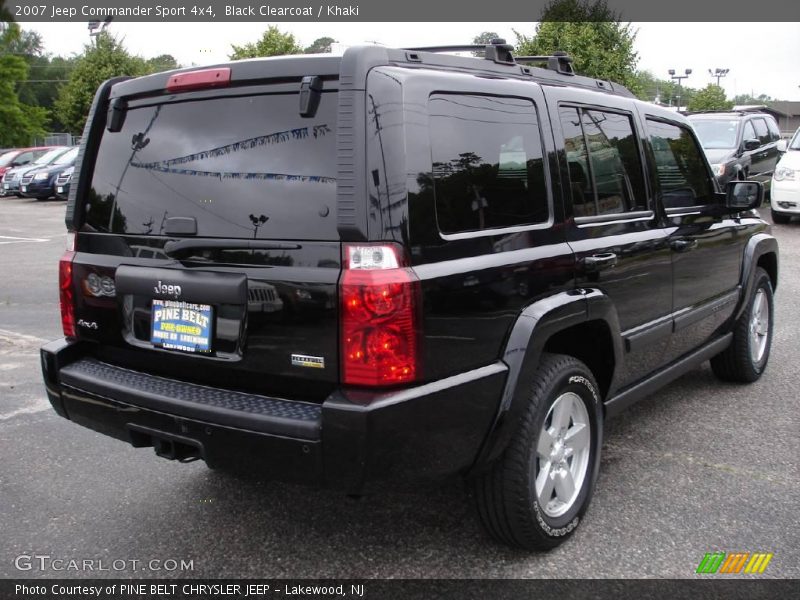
[671,239,698,252]
[582,252,617,272]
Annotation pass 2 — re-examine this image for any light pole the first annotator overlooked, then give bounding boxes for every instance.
[669,68,692,111]
[709,68,729,86]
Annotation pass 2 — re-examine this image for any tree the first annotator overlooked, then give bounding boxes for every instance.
[687,84,734,112]
[229,26,302,60]
[146,54,179,73]
[732,93,773,105]
[0,21,48,146]
[631,70,698,107]
[55,32,148,135]
[472,31,501,56]
[515,0,640,93]
[304,37,336,54]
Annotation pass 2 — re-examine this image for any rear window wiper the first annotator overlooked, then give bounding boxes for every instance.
[163,239,301,259]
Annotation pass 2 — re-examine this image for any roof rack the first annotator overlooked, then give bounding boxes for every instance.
[404,39,574,74]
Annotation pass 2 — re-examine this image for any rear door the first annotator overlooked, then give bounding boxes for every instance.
[72,82,342,402]
[546,87,674,388]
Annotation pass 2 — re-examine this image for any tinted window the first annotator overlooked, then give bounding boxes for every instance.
[765,118,781,141]
[753,119,770,145]
[742,120,757,143]
[646,119,715,209]
[428,93,548,234]
[86,92,338,239]
[559,106,647,217]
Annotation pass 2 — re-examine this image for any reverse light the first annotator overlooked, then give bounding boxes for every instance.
[59,233,76,338]
[774,167,796,182]
[340,244,421,386]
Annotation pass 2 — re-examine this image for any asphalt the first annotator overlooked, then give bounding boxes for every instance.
[0,196,798,579]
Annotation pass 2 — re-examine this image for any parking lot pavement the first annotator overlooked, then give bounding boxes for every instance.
[1,195,798,578]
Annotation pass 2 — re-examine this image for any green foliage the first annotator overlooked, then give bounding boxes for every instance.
[515,0,640,93]
[0,21,48,146]
[632,70,697,107]
[732,93,773,105]
[145,54,179,73]
[304,37,336,54]
[473,31,501,45]
[687,84,733,112]
[54,32,149,135]
[230,26,303,59]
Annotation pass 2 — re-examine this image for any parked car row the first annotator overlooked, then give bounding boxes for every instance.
[0,145,77,201]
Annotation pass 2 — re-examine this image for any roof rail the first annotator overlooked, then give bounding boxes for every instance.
[404,38,568,70]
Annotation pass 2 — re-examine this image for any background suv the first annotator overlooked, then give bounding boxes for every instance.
[687,111,782,189]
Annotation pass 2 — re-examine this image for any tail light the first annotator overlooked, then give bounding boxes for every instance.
[59,233,76,338]
[340,244,421,386]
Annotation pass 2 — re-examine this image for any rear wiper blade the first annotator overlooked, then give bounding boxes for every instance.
[163,239,301,258]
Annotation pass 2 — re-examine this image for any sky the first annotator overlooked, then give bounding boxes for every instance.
[20,21,800,101]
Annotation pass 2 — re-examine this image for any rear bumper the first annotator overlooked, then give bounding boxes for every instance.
[41,339,506,492]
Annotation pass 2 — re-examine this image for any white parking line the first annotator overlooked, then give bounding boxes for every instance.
[0,235,50,244]
[0,398,51,421]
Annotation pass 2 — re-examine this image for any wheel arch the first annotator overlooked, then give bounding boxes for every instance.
[469,289,622,474]
[735,233,779,321]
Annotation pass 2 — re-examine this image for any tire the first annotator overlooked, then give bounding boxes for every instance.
[711,267,774,383]
[474,353,603,550]
[771,209,791,224]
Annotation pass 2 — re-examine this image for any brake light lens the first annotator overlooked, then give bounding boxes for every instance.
[59,233,76,338]
[166,68,231,92]
[341,244,421,386]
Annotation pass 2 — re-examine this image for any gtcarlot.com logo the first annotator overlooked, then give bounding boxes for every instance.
[14,554,194,572]
[696,551,774,574]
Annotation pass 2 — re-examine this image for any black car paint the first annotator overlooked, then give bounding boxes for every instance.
[41,47,778,492]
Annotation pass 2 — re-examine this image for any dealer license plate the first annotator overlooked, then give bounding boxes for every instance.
[150,299,213,353]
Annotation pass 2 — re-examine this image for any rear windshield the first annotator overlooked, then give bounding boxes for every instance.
[85,91,338,239]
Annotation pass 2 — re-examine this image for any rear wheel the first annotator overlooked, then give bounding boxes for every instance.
[474,353,602,550]
[711,267,774,382]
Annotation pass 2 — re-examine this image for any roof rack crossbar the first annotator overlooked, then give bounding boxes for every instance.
[402,41,575,74]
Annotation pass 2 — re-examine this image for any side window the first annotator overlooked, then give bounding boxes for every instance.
[765,118,781,142]
[646,118,715,209]
[428,93,549,234]
[558,106,647,218]
[753,119,770,145]
[742,120,757,144]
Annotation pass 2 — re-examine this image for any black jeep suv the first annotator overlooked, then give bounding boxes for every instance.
[41,42,778,550]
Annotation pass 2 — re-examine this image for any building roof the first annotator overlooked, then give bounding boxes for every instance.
[767,101,800,117]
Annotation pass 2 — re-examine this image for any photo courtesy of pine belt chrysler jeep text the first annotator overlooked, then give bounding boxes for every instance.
[41,40,779,550]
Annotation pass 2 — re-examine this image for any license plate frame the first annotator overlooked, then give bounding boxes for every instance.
[150,299,213,354]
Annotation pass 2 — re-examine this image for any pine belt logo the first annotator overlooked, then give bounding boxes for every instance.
[696,551,774,574]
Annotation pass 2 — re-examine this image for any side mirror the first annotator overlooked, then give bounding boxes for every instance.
[776,139,788,153]
[726,180,763,211]
[743,139,761,151]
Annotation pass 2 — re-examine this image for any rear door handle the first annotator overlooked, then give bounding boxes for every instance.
[670,239,698,252]
[582,252,617,272]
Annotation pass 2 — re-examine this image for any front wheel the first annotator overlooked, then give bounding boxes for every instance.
[474,353,603,550]
[711,267,774,382]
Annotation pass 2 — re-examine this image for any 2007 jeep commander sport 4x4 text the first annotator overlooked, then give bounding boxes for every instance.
[41,41,778,550]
